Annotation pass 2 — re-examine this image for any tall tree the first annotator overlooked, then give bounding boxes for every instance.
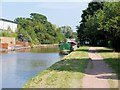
[59,26,73,38]
[15,13,65,44]
[77,1,120,51]
[77,2,103,45]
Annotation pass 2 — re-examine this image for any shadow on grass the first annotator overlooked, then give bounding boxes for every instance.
[48,58,89,73]
[89,49,113,53]
[104,58,120,80]
[47,57,119,80]
[75,49,88,52]
[86,58,119,80]
[97,49,114,53]
[75,47,113,53]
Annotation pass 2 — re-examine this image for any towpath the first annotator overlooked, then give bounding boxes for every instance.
[82,47,118,89]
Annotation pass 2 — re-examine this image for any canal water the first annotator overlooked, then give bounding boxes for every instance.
[1,47,64,88]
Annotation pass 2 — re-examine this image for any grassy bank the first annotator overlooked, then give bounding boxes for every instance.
[23,46,90,88]
[96,47,120,79]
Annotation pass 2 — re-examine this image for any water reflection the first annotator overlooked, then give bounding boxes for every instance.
[1,47,64,88]
[31,47,59,53]
[16,47,59,53]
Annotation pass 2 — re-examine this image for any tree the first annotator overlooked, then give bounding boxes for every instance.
[30,13,47,24]
[1,27,17,38]
[97,2,120,51]
[77,1,120,51]
[77,2,104,45]
[59,26,73,38]
[15,13,65,44]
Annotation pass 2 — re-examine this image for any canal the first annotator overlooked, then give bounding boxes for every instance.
[1,47,64,88]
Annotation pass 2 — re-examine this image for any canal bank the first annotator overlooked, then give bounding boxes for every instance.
[0,44,58,53]
[23,46,90,88]
[23,46,119,88]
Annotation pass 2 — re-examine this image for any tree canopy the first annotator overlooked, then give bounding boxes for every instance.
[15,13,66,44]
[2,13,77,44]
[77,2,120,51]
[59,26,77,39]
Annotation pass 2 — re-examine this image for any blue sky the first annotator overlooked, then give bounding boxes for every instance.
[1,1,90,32]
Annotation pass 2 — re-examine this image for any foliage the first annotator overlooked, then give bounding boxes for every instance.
[0,27,18,39]
[77,2,120,51]
[59,26,73,38]
[15,13,66,44]
[59,26,77,39]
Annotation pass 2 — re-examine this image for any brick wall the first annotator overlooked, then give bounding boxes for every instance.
[0,37,15,49]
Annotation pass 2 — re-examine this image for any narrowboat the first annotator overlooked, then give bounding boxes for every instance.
[58,42,71,55]
[58,41,77,55]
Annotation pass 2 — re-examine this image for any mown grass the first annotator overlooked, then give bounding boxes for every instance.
[96,47,120,79]
[23,46,90,88]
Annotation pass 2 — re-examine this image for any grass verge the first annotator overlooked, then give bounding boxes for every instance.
[23,46,89,88]
[96,47,119,79]
[96,47,119,88]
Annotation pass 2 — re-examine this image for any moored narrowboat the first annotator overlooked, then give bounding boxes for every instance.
[58,41,78,55]
[58,42,71,55]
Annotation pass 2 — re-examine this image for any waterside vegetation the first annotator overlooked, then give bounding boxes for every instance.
[15,13,77,44]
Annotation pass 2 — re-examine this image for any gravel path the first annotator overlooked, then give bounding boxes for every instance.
[82,47,118,89]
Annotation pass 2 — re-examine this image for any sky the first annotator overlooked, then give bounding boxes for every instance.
[1,1,91,32]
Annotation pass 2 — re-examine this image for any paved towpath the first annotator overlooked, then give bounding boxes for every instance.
[82,47,118,89]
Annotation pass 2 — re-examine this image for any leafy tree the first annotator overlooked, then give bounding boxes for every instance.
[77,2,103,45]
[77,1,120,51]
[59,26,73,38]
[1,27,18,38]
[71,32,77,39]
[30,13,47,24]
[15,13,65,44]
